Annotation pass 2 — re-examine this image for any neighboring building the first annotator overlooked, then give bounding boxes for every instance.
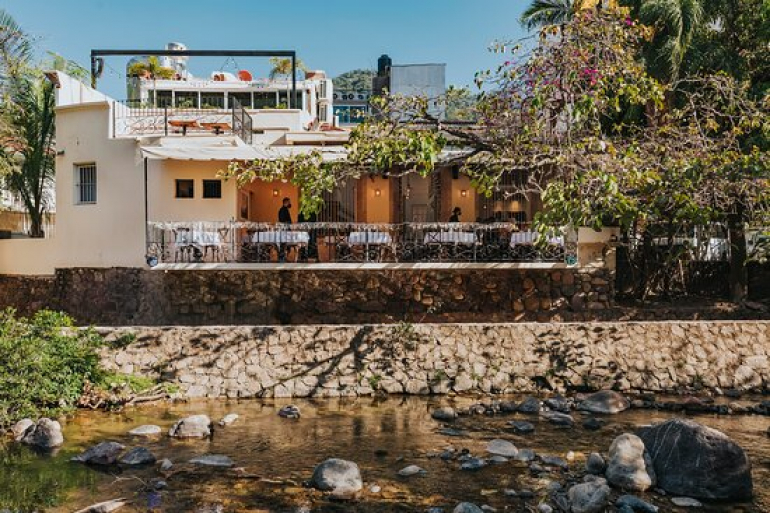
[332,89,371,126]
[373,54,446,119]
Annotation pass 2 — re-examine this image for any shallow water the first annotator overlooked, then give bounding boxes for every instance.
[1,396,769,512]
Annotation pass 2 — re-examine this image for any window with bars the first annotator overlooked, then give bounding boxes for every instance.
[74,163,97,204]
[175,179,194,199]
[202,179,222,199]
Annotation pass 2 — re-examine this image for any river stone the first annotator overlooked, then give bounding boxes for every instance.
[190,454,234,467]
[119,447,157,466]
[671,497,703,507]
[499,400,518,413]
[637,418,752,500]
[616,495,659,513]
[397,464,426,477]
[540,411,574,426]
[218,414,239,426]
[278,405,301,419]
[128,425,162,437]
[453,503,484,513]
[168,415,212,438]
[159,458,173,471]
[582,417,604,431]
[431,407,458,421]
[606,434,656,491]
[544,394,571,413]
[20,418,64,449]
[568,481,611,513]
[579,391,631,414]
[72,441,126,465]
[509,421,535,434]
[488,455,508,464]
[517,397,541,413]
[311,458,363,495]
[540,455,568,468]
[460,457,488,471]
[586,452,606,475]
[72,498,128,513]
[486,439,518,457]
[11,418,34,441]
[515,448,537,462]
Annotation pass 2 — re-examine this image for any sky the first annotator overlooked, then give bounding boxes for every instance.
[4,0,530,99]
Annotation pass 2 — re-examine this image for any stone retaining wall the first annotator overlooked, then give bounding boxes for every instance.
[98,321,770,398]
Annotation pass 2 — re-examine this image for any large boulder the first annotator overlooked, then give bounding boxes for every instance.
[637,418,752,500]
[20,418,64,449]
[72,441,126,465]
[606,434,656,492]
[168,415,212,439]
[579,391,630,414]
[568,481,611,513]
[11,418,34,441]
[311,458,363,496]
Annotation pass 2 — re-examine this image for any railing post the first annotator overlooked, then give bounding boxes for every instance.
[164,107,168,136]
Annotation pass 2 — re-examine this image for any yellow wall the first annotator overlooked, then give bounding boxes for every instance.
[148,160,238,222]
[440,168,476,222]
[239,180,300,223]
[0,239,56,275]
[358,176,392,223]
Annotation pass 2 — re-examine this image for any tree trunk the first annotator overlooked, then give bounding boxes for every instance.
[727,210,748,303]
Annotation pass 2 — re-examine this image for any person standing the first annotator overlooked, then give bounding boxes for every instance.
[278,197,293,224]
[449,207,462,223]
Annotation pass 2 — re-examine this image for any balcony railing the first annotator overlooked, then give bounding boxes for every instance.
[113,100,238,138]
[146,222,577,265]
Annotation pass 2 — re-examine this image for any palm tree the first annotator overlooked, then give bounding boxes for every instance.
[0,9,31,88]
[520,0,589,31]
[638,0,705,82]
[268,57,308,80]
[0,74,56,238]
[128,56,175,105]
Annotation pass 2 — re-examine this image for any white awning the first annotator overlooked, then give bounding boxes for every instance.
[140,136,268,161]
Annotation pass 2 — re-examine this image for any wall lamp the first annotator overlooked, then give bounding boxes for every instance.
[460,190,468,198]
[272,189,280,197]
[374,188,382,197]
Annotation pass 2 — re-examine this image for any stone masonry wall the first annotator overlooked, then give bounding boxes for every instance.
[98,321,770,398]
[0,267,613,325]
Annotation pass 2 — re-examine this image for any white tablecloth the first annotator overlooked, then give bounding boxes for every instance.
[348,231,392,245]
[176,230,222,245]
[424,231,478,245]
[510,231,564,246]
[253,231,310,245]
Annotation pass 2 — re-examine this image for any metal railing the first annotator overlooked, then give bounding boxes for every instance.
[113,100,245,139]
[231,98,253,144]
[146,221,577,265]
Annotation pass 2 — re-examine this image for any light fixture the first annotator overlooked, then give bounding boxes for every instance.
[374,188,382,197]
[272,189,279,197]
[461,189,468,198]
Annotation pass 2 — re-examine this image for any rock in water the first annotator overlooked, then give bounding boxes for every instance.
[540,411,574,426]
[509,421,535,434]
[190,454,234,467]
[398,464,426,477]
[616,495,659,513]
[671,497,703,508]
[118,447,156,466]
[606,434,655,491]
[278,405,301,419]
[453,503,484,513]
[568,481,611,513]
[20,418,64,449]
[486,439,518,457]
[311,458,363,496]
[127,425,162,437]
[73,498,128,513]
[11,418,34,441]
[578,390,630,414]
[168,415,212,438]
[72,442,126,465]
[431,407,458,421]
[218,414,239,427]
[585,452,606,475]
[637,418,752,500]
[517,396,541,413]
[159,458,173,471]
[544,394,571,413]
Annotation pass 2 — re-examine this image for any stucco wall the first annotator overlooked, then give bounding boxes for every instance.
[0,239,57,275]
[97,321,770,398]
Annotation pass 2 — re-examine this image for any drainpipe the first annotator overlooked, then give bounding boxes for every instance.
[144,157,149,255]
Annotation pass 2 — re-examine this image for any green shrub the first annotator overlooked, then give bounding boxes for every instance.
[0,309,104,426]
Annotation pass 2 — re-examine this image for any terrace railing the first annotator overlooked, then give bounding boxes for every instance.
[146,221,577,265]
[113,100,239,138]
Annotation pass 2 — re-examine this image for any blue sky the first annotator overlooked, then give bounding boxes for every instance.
[4,0,529,98]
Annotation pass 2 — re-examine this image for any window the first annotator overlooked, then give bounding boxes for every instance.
[175,179,194,198]
[155,90,172,108]
[202,179,222,199]
[175,91,198,109]
[74,163,97,204]
[253,91,276,109]
[229,92,252,109]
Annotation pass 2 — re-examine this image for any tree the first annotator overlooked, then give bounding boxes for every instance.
[520,0,589,30]
[0,9,30,88]
[333,69,375,91]
[268,57,308,80]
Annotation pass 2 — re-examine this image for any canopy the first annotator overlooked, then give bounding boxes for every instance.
[140,136,268,161]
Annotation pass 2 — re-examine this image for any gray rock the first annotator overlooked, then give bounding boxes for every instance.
[20,418,64,449]
[218,414,239,427]
[499,400,518,413]
[439,428,467,437]
[540,455,568,469]
[460,457,487,471]
[453,503,484,513]
[582,417,604,431]
[72,442,125,465]
[537,504,553,513]
[190,454,234,467]
[486,439,518,457]
[568,481,611,513]
[278,405,301,419]
[431,407,458,421]
[11,418,34,442]
[544,395,571,413]
[72,498,128,513]
[127,425,162,437]
[369,484,381,493]
[509,421,535,434]
[671,497,703,507]
[586,452,606,475]
[637,418,753,500]
[517,396,541,413]
[159,458,173,471]
[540,411,574,426]
[606,434,656,492]
[578,390,631,414]
[398,464,426,477]
[488,455,509,464]
[427,508,445,513]
[118,447,156,466]
[514,448,537,462]
[168,415,212,439]
[616,495,659,513]
[311,458,363,495]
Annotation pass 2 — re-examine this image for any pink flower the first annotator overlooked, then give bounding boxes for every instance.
[625,17,634,26]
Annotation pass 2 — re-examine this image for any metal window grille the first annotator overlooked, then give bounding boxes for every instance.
[203,180,222,199]
[75,164,97,204]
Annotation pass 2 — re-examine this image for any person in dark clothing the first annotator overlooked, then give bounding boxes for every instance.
[278,197,292,224]
[449,207,462,223]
